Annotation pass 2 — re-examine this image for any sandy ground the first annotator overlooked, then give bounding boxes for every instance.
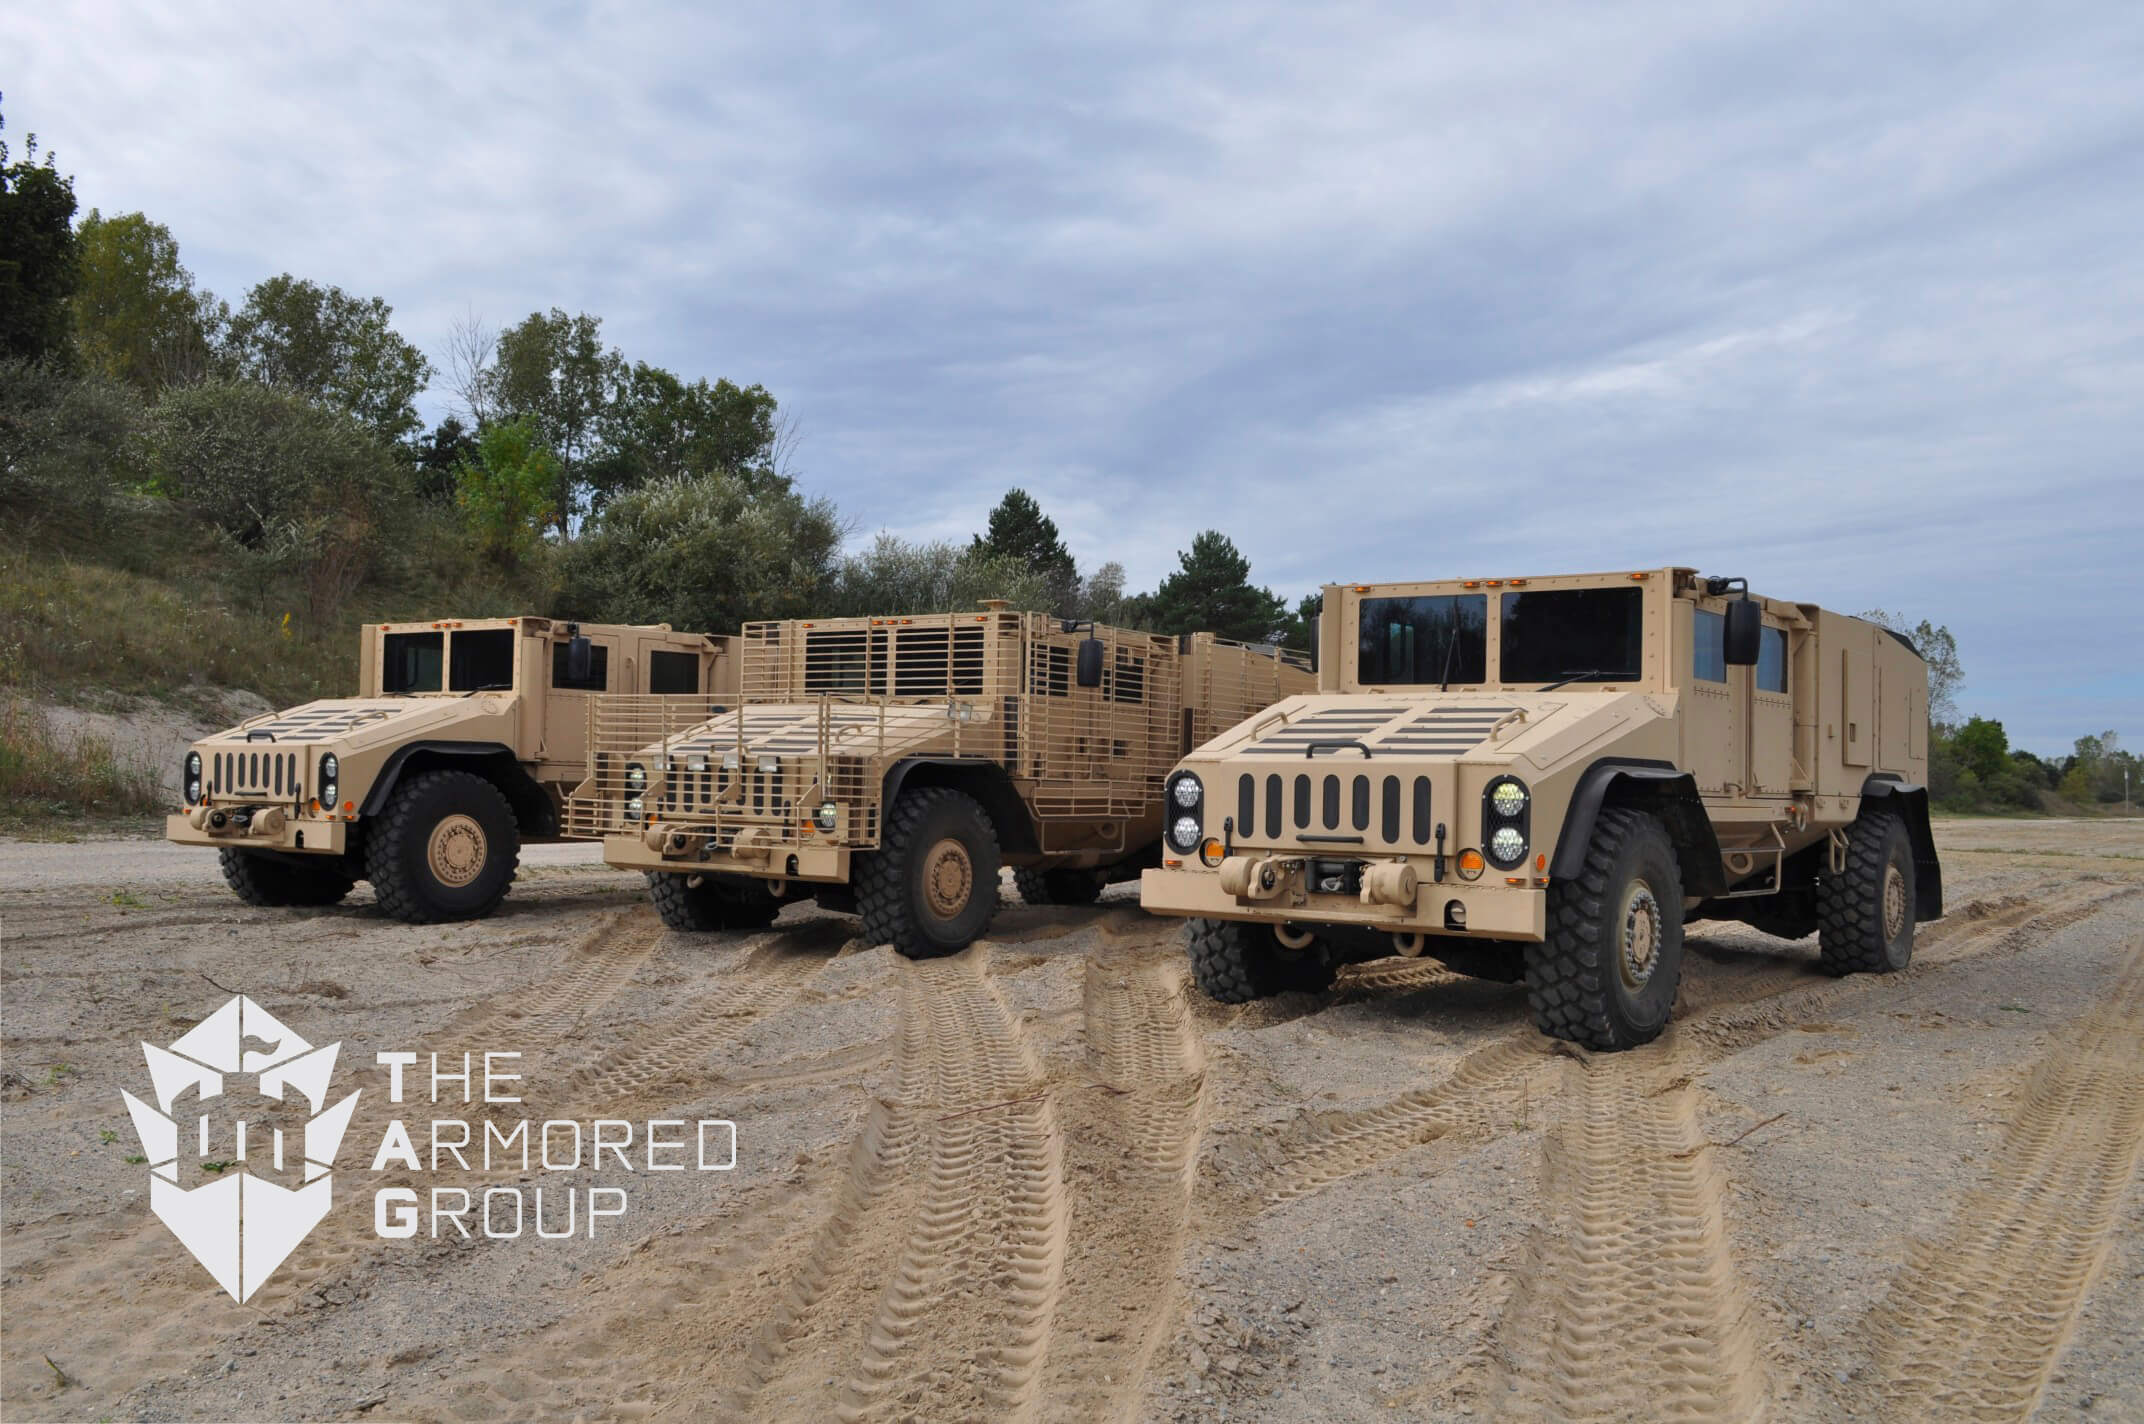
[1,817,2139,1423]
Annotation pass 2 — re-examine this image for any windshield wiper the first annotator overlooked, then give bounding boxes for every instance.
[1539,669,1620,691]
[460,682,514,695]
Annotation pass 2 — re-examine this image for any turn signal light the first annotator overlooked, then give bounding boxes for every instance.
[1199,837,1224,866]
[1456,849,1484,880]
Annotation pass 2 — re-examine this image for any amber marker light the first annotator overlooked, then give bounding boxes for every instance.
[1199,838,1225,866]
[1456,849,1484,881]
[342,801,355,814]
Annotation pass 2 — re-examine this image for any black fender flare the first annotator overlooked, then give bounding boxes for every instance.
[357,741,557,838]
[1858,774,1944,921]
[1547,757,1728,898]
[881,758,1040,856]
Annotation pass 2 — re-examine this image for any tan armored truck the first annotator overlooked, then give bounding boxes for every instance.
[566,606,1314,955]
[1138,568,1943,1050]
[168,617,734,922]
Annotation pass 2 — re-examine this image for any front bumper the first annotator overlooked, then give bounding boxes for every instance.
[164,808,347,855]
[1139,865,1545,942]
[599,828,851,884]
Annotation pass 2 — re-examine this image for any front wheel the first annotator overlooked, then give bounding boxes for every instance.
[364,770,520,923]
[1013,866,1106,906]
[646,872,787,933]
[1186,918,1337,1002]
[1526,807,1685,1050]
[856,788,1001,958]
[1816,811,1915,975]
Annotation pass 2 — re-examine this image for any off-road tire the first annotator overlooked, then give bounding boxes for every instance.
[646,872,785,932]
[1816,811,1915,975]
[1013,866,1106,906]
[218,848,355,908]
[1428,938,1526,983]
[1526,806,1685,1050]
[856,788,1001,959]
[364,770,519,924]
[1186,918,1337,1002]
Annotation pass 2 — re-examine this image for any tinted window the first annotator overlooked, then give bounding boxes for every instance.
[449,629,516,691]
[1757,627,1788,694]
[551,641,610,691]
[1500,588,1644,684]
[382,632,443,693]
[649,650,699,694]
[1358,596,1487,685]
[1692,609,1726,684]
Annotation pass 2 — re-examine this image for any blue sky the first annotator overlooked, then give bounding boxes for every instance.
[8,2,2141,752]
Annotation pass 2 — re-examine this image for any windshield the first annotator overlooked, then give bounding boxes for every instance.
[1357,595,1488,685]
[382,632,444,693]
[449,629,516,691]
[1499,587,1643,684]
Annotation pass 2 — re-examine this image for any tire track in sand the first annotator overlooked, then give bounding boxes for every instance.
[1035,955,1209,1422]
[1859,937,2144,1422]
[1492,1047,1769,1424]
[714,944,1067,1424]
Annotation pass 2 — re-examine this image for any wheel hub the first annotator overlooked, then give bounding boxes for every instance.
[921,837,974,919]
[1619,881,1662,990]
[427,813,487,888]
[1883,862,1908,940]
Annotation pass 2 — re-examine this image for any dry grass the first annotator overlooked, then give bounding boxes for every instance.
[0,698,166,831]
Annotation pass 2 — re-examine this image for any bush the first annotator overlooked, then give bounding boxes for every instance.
[822,533,1055,617]
[0,357,146,536]
[0,697,164,827]
[556,471,841,633]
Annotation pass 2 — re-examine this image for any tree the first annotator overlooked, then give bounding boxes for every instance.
[555,471,842,634]
[1272,591,1323,652]
[71,210,219,394]
[825,533,1055,617]
[454,417,556,567]
[1143,531,1289,643]
[1075,561,1129,624]
[410,414,479,501]
[485,308,623,535]
[1951,716,2009,783]
[0,99,80,364]
[220,274,431,442]
[0,356,145,532]
[970,489,1079,614]
[588,362,780,511]
[1860,610,1962,725]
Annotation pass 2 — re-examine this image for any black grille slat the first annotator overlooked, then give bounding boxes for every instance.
[1381,776,1401,842]
[1321,775,1340,830]
[1264,774,1282,840]
[1352,776,1370,832]
[1292,774,1311,829]
[1237,775,1254,835]
[1412,777,1433,845]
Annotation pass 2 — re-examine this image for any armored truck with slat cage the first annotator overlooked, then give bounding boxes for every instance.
[1138,569,1944,1050]
[567,605,1314,956]
[166,617,734,922]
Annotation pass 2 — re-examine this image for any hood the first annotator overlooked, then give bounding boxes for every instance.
[1198,690,1656,772]
[192,696,514,754]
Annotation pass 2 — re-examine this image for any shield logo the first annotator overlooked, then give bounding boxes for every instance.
[119,995,362,1302]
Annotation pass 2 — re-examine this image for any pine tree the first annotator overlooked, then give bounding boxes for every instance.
[1146,531,1288,643]
[971,488,1079,613]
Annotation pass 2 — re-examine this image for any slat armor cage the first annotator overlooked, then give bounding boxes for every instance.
[564,610,1311,855]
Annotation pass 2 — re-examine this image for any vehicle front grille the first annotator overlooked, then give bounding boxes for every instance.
[209,749,303,802]
[1233,769,1434,849]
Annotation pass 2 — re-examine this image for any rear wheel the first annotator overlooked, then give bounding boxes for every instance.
[646,873,786,932]
[1013,866,1106,906]
[1186,918,1337,1002]
[1526,807,1685,1050]
[856,788,1001,958]
[364,770,519,923]
[218,848,354,908]
[1816,811,1915,975]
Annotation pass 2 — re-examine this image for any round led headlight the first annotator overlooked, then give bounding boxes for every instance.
[319,752,339,805]
[1171,773,1203,809]
[185,752,202,803]
[1489,825,1527,866]
[624,762,648,794]
[1490,780,1528,818]
[1169,814,1202,853]
[625,797,644,819]
[815,801,838,832]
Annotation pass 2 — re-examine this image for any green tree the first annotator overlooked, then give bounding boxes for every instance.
[485,308,623,534]
[454,418,557,567]
[220,274,431,441]
[1860,609,1962,725]
[1951,716,2009,783]
[1271,591,1323,653]
[410,413,479,501]
[556,471,842,633]
[0,356,145,533]
[825,533,1054,617]
[0,100,80,364]
[1143,531,1289,643]
[71,210,219,394]
[970,489,1079,614]
[588,363,781,511]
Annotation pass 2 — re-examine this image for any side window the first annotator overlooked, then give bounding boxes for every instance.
[1108,650,1145,704]
[551,641,610,691]
[649,650,699,695]
[1757,627,1789,694]
[1032,645,1071,698]
[1691,609,1726,684]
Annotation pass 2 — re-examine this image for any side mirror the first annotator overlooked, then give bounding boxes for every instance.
[1075,636,1105,688]
[566,634,594,682]
[1724,598,1762,667]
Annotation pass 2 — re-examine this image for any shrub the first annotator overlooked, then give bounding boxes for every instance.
[0,697,164,826]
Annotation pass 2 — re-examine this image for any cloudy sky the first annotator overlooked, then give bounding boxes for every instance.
[9,2,2140,752]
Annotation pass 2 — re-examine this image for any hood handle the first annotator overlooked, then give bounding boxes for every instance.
[1304,739,1373,760]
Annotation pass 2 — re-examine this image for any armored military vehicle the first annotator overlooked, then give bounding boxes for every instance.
[1139,569,1943,1050]
[567,605,1314,955]
[168,617,734,922]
